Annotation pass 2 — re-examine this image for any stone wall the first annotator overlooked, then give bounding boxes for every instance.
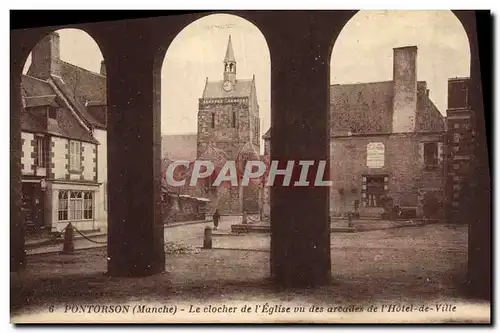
[329,133,446,217]
[162,193,208,224]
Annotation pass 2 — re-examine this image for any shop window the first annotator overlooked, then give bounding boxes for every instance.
[58,190,94,221]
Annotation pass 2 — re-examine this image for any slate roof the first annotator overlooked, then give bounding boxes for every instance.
[51,74,105,129]
[237,141,261,161]
[262,128,271,140]
[262,81,445,139]
[23,95,58,108]
[202,79,254,99]
[21,75,54,97]
[330,80,445,136]
[20,74,98,144]
[198,144,230,169]
[161,134,197,161]
[330,81,394,135]
[28,60,107,129]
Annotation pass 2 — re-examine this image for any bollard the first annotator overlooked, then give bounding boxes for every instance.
[60,223,75,255]
[242,211,247,225]
[203,226,212,249]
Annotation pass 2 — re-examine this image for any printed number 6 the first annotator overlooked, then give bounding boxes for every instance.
[49,305,54,313]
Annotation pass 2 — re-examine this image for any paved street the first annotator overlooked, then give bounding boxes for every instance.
[26,215,243,255]
[12,224,479,323]
[26,216,447,255]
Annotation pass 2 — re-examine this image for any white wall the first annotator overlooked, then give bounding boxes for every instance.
[93,128,108,226]
[52,136,68,179]
[21,132,34,175]
[51,183,103,232]
[82,142,95,181]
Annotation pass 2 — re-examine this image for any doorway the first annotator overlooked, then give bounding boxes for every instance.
[21,182,45,234]
[365,175,386,208]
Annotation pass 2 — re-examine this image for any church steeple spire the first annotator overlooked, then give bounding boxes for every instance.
[223,35,236,85]
[224,35,236,62]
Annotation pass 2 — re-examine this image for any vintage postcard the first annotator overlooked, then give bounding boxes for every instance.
[9,10,491,324]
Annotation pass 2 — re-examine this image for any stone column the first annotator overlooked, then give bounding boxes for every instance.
[267,14,332,287]
[10,51,26,272]
[105,33,165,277]
[460,11,491,301]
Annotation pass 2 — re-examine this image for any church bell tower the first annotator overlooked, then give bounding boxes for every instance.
[223,35,236,89]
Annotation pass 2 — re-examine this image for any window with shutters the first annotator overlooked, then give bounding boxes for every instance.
[69,140,81,171]
[35,136,48,167]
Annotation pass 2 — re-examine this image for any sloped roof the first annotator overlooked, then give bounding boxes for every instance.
[27,60,106,129]
[20,74,98,144]
[23,95,58,108]
[51,75,105,129]
[202,79,253,99]
[330,80,444,136]
[59,61,105,103]
[86,104,107,128]
[161,134,197,161]
[415,83,445,132]
[237,141,260,161]
[262,128,271,140]
[330,81,394,135]
[21,75,54,97]
[161,157,195,180]
[199,144,230,169]
[263,81,445,139]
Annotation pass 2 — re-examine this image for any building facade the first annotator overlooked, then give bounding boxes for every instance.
[21,32,108,233]
[263,46,448,219]
[163,36,261,214]
[445,77,476,222]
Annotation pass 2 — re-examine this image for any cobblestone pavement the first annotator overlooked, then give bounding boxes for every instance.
[26,216,240,255]
[27,216,437,255]
[11,224,477,322]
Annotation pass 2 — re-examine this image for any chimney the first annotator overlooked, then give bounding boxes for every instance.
[30,32,61,80]
[100,60,106,76]
[392,46,418,133]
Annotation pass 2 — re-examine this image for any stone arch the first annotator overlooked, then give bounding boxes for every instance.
[327,11,472,218]
[153,12,271,155]
[10,12,488,297]
[154,13,271,217]
[11,27,108,271]
[326,10,488,299]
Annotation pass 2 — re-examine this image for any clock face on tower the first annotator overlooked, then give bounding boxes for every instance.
[222,80,233,92]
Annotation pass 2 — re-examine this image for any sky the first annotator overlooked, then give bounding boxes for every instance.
[330,10,470,114]
[160,14,271,139]
[23,11,470,143]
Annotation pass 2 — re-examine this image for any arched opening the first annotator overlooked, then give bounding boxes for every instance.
[20,28,108,250]
[328,10,472,299]
[9,11,489,321]
[157,13,271,253]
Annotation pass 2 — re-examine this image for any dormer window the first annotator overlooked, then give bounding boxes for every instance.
[48,107,57,119]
